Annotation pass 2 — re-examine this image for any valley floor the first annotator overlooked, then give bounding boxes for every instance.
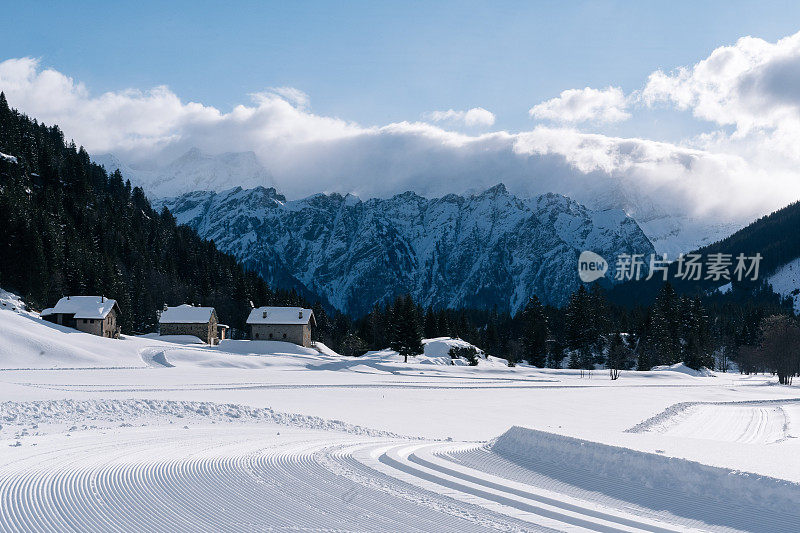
[2,305,800,532]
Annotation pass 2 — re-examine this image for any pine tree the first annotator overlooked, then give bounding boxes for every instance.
[388,296,403,353]
[389,294,423,362]
[681,297,713,370]
[647,282,681,366]
[520,296,548,367]
[423,307,438,338]
[565,286,595,369]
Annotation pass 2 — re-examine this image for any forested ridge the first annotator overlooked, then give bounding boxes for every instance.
[609,200,800,307]
[0,92,308,334]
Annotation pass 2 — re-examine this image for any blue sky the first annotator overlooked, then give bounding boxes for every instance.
[4,0,800,134]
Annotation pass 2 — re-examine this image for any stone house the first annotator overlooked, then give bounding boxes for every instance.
[41,296,121,338]
[158,304,220,345]
[247,306,315,347]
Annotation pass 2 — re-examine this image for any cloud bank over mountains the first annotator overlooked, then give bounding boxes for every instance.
[3,30,800,230]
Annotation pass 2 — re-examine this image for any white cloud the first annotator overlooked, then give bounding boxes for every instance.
[639,30,800,214]
[257,87,310,110]
[424,107,496,127]
[529,87,630,123]
[0,54,798,236]
[641,32,800,136]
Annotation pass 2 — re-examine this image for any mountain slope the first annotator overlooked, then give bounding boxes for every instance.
[608,200,800,308]
[587,182,745,256]
[157,184,655,316]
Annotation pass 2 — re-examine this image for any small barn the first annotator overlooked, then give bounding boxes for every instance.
[41,296,121,338]
[247,306,315,347]
[159,304,220,345]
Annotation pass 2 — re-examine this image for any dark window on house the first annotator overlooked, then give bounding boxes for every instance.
[255,333,259,339]
[269,333,273,339]
[83,319,87,324]
[283,333,287,339]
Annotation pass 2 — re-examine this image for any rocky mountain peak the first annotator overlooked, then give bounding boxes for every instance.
[157,186,655,316]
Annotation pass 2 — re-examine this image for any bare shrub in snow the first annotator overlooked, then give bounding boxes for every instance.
[607,333,626,380]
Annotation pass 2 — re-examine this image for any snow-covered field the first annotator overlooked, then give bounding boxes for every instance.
[2,297,800,531]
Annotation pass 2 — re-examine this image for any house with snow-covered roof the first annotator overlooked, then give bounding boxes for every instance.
[247,306,315,347]
[41,296,121,338]
[158,304,223,345]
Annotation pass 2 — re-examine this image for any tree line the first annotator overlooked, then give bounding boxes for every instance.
[313,279,797,381]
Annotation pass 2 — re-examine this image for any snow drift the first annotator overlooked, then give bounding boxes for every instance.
[361,337,510,367]
[649,362,714,377]
[492,426,800,518]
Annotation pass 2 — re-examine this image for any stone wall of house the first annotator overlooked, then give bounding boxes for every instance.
[75,317,103,336]
[103,311,119,338]
[73,311,120,338]
[160,320,218,344]
[250,324,311,347]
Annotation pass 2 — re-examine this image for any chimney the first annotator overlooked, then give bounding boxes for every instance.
[163,303,168,312]
[67,295,70,300]
[262,311,267,319]
[298,311,303,319]
[101,296,104,303]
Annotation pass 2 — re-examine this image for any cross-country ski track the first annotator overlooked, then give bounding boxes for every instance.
[0,426,697,532]
[3,400,799,532]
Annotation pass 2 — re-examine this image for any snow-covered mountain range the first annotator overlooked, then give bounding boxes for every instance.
[155,184,654,315]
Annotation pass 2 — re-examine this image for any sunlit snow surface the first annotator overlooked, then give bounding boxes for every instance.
[768,257,800,313]
[2,302,800,531]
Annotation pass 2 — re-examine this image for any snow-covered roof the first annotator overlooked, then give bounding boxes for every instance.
[247,306,314,325]
[159,304,216,324]
[41,296,118,319]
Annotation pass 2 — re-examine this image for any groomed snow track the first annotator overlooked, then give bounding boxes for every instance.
[0,428,547,532]
[0,429,743,532]
[625,398,800,444]
[1,401,798,532]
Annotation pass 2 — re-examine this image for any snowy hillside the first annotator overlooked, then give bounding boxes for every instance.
[156,184,655,314]
[94,148,274,199]
[768,257,800,313]
[0,297,327,370]
[587,182,745,255]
